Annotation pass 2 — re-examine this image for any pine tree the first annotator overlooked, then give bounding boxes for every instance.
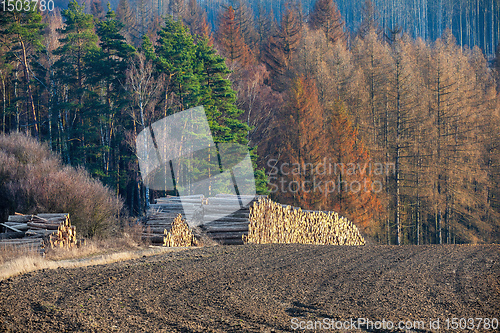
[0,9,45,138]
[309,0,346,46]
[154,17,199,113]
[53,0,99,164]
[86,5,136,186]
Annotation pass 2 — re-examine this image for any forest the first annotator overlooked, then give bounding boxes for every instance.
[1,0,500,245]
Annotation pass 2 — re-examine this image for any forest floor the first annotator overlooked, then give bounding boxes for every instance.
[0,244,498,332]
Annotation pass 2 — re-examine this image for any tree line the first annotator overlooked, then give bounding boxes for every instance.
[87,0,500,56]
[1,0,500,244]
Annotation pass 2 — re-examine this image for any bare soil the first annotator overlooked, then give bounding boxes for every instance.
[0,244,498,332]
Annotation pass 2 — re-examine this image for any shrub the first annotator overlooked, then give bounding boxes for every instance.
[0,133,123,237]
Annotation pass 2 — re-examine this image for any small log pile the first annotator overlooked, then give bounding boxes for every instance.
[0,213,77,254]
[163,214,197,247]
[243,198,365,246]
[142,195,203,245]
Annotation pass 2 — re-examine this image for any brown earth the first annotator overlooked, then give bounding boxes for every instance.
[0,244,498,332]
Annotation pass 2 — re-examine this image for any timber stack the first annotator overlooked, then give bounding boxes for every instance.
[0,213,78,254]
[144,195,364,246]
[244,198,365,246]
[163,214,197,247]
[143,194,263,245]
[142,195,203,245]
[200,194,263,245]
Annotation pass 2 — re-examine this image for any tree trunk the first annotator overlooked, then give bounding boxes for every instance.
[1,72,6,133]
[21,41,39,139]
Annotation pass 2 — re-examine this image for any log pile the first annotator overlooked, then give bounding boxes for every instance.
[200,194,262,245]
[0,213,78,254]
[243,198,365,246]
[163,214,197,247]
[142,195,203,245]
[144,195,364,246]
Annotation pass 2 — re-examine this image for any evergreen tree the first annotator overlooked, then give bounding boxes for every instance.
[0,8,45,138]
[154,17,200,113]
[87,5,135,187]
[53,0,99,164]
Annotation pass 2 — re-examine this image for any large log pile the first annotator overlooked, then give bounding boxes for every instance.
[144,195,364,246]
[244,198,365,246]
[0,213,78,254]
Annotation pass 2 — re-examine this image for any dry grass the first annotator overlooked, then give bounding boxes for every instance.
[244,198,365,245]
[0,223,186,280]
[0,245,185,281]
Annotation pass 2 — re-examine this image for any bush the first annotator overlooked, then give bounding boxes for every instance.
[0,133,124,237]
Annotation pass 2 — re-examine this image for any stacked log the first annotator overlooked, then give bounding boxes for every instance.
[163,214,197,247]
[144,195,363,246]
[200,194,261,245]
[142,195,203,245]
[243,198,365,246]
[0,213,77,254]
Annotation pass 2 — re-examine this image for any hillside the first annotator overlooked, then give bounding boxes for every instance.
[0,244,498,332]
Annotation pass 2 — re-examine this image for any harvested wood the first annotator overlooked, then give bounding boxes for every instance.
[25,229,55,237]
[203,225,249,232]
[49,224,77,248]
[163,214,197,247]
[1,213,77,253]
[202,217,249,223]
[0,223,23,233]
[203,205,248,213]
[209,232,248,239]
[3,223,30,231]
[243,198,365,246]
[7,215,31,223]
[27,222,61,230]
[141,234,164,244]
[0,231,26,240]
